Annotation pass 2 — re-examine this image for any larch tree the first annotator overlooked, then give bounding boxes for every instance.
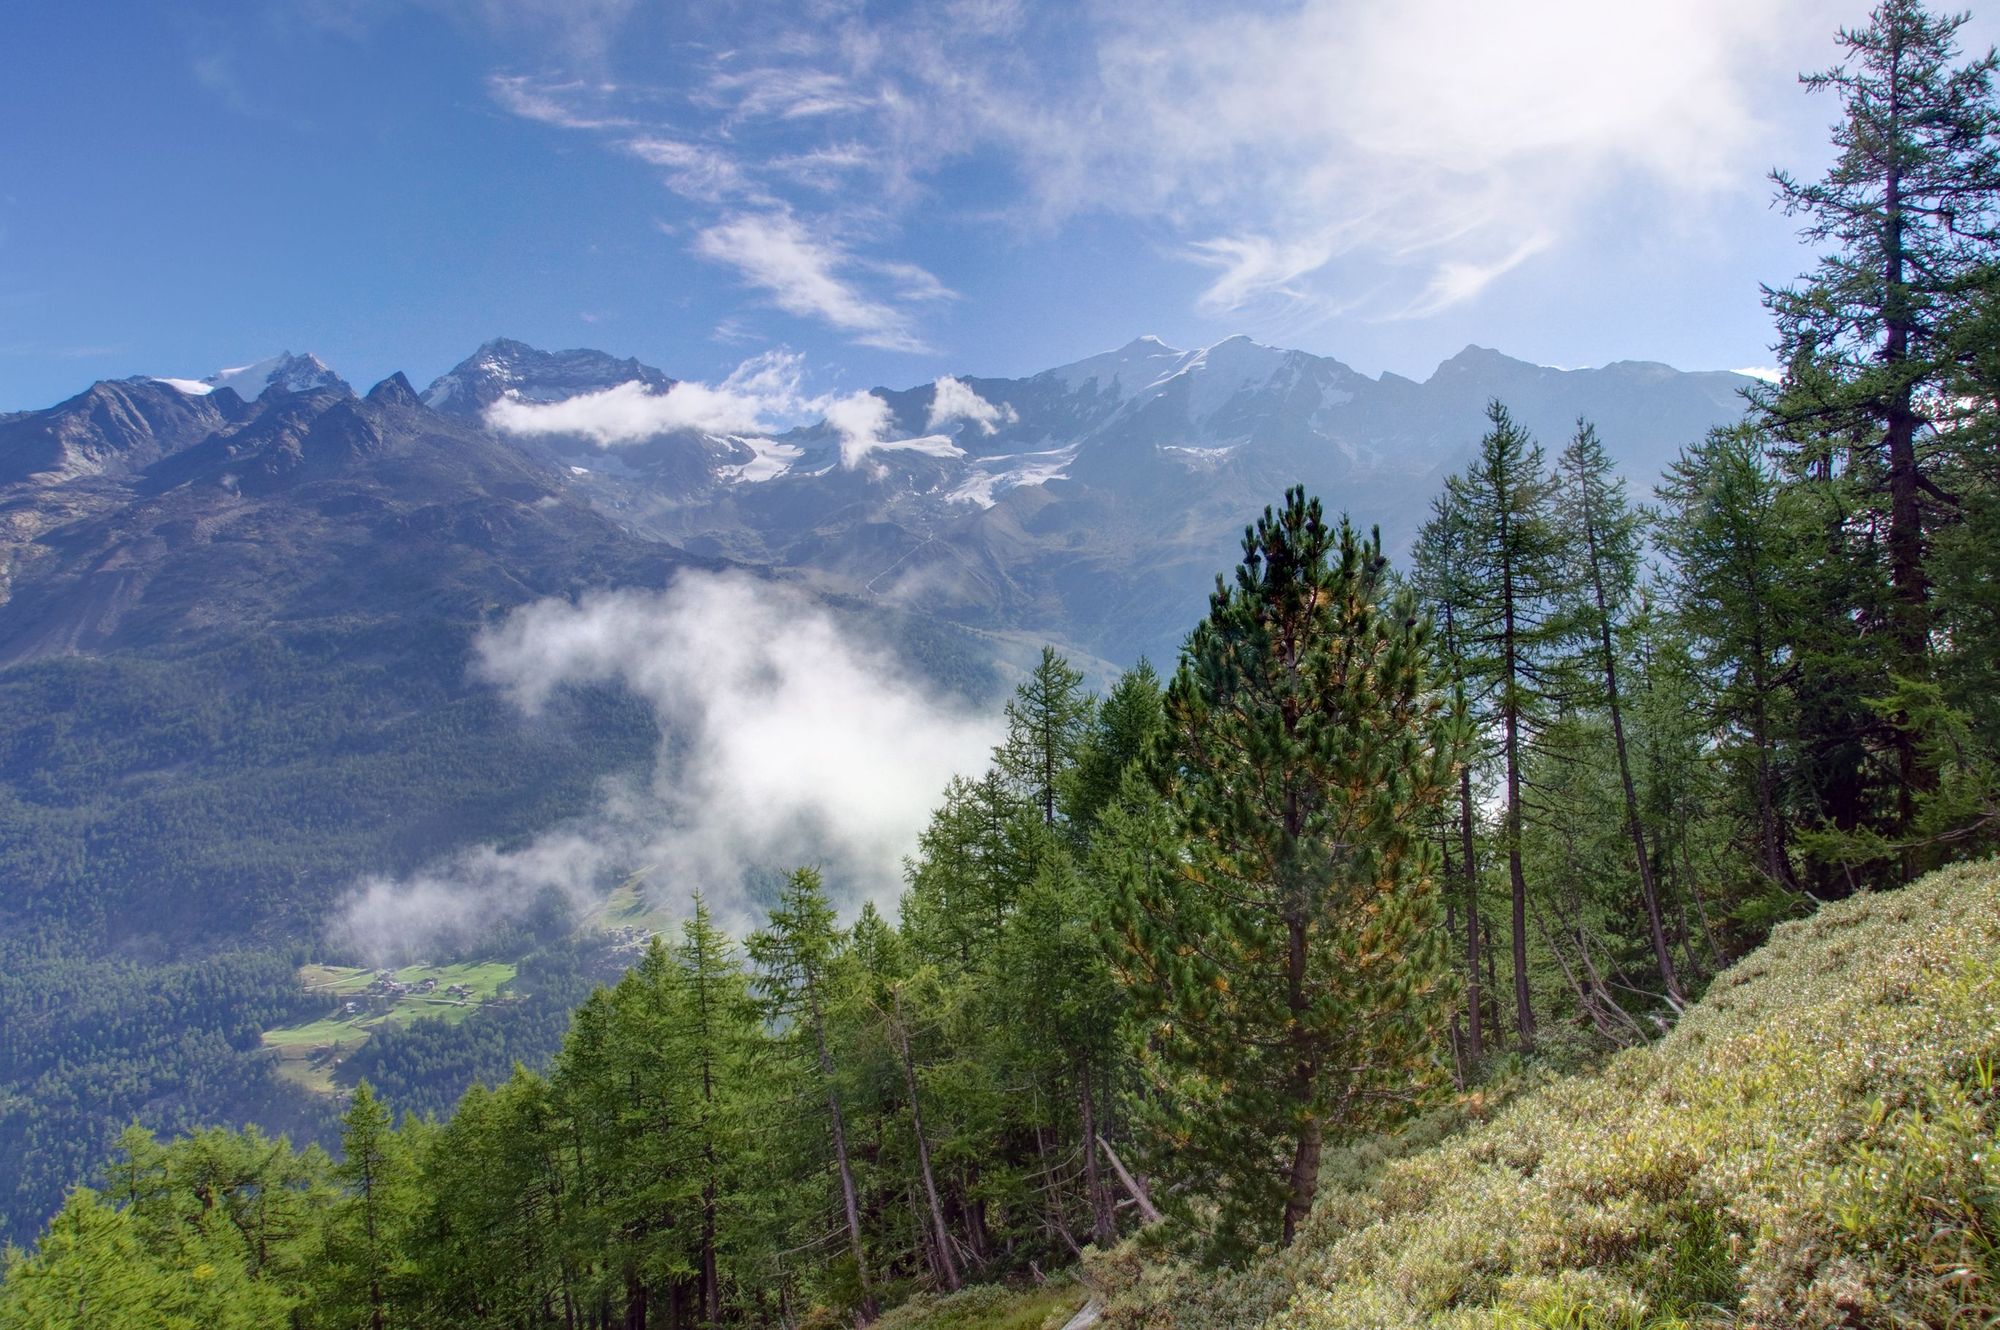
[1656,427,1802,895]
[1555,421,1684,1003]
[997,645,1094,829]
[1411,489,1488,1062]
[675,892,760,1325]
[325,1082,416,1330]
[1763,0,2000,861]
[1065,658,1165,843]
[1446,402,1570,1051]
[746,868,878,1324]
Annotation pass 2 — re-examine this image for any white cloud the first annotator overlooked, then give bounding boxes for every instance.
[1391,232,1556,321]
[336,828,620,964]
[485,349,817,444]
[822,389,894,463]
[694,212,947,353]
[825,389,963,468]
[481,0,1822,331]
[332,574,1002,958]
[484,355,976,465]
[926,375,1016,434]
[486,73,631,129]
[624,136,763,204]
[701,67,877,122]
[1733,366,1783,384]
[1186,234,1344,314]
[768,143,875,190]
[676,0,1813,319]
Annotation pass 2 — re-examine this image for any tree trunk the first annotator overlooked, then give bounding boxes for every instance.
[1079,1061,1114,1248]
[1280,910,1322,1244]
[1035,1122,1083,1254]
[1585,521,1684,1002]
[695,978,721,1328]
[891,990,960,1292]
[623,1270,647,1330]
[1880,144,1935,877]
[1096,1135,1163,1224]
[1280,1114,1324,1246]
[1746,635,1798,894]
[1458,765,1483,1061]
[1503,702,1534,1051]
[811,998,877,1323]
[1498,500,1536,1051]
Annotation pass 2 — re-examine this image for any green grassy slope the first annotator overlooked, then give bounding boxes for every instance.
[263,961,521,1093]
[1089,860,2000,1330]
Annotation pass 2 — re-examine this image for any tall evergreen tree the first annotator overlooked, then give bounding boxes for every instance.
[1114,488,1456,1256]
[997,646,1094,829]
[1555,422,1684,1002]
[1657,427,1802,896]
[747,868,878,1324]
[1764,0,2000,857]
[1446,402,1570,1050]
[325,1082,416,1330]
[676,893,761,1325]
[1411,490,1488,1061]
[1065,658,1165,843]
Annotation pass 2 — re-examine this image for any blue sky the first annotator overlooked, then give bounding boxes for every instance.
[4,0,1996,412]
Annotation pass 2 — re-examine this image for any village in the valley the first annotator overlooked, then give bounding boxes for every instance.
[258,911,667,1096]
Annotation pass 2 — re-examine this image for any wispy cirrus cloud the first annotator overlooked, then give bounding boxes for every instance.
[623,135,767,204]
[487,68,950,352]
[1392,233,1558,322]
[487,73,631,130]
[693,212,948,354]
[482,0,1821,335]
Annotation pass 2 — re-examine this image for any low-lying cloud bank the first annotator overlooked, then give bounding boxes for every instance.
[482,354,1017,471]
[332,572,1002,962]
[484,350,817,444]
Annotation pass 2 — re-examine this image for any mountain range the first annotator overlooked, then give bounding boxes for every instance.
[431,333,1753,667]
[4,333,1753,674]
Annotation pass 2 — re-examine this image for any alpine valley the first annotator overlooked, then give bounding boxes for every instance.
[0,333,1754,1243]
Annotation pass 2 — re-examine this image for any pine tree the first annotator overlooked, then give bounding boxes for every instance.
[1115,488,1456,1256]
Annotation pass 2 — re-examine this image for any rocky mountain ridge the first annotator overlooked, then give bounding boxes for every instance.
[0,334,1757,670]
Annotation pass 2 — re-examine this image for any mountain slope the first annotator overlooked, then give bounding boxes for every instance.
[0,367,733,954]
[1089,860,2000,1330]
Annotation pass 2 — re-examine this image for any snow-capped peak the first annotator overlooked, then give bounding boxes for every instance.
[156,352,346,400]
[421,340,675,417]
[1044,335,1189,400]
